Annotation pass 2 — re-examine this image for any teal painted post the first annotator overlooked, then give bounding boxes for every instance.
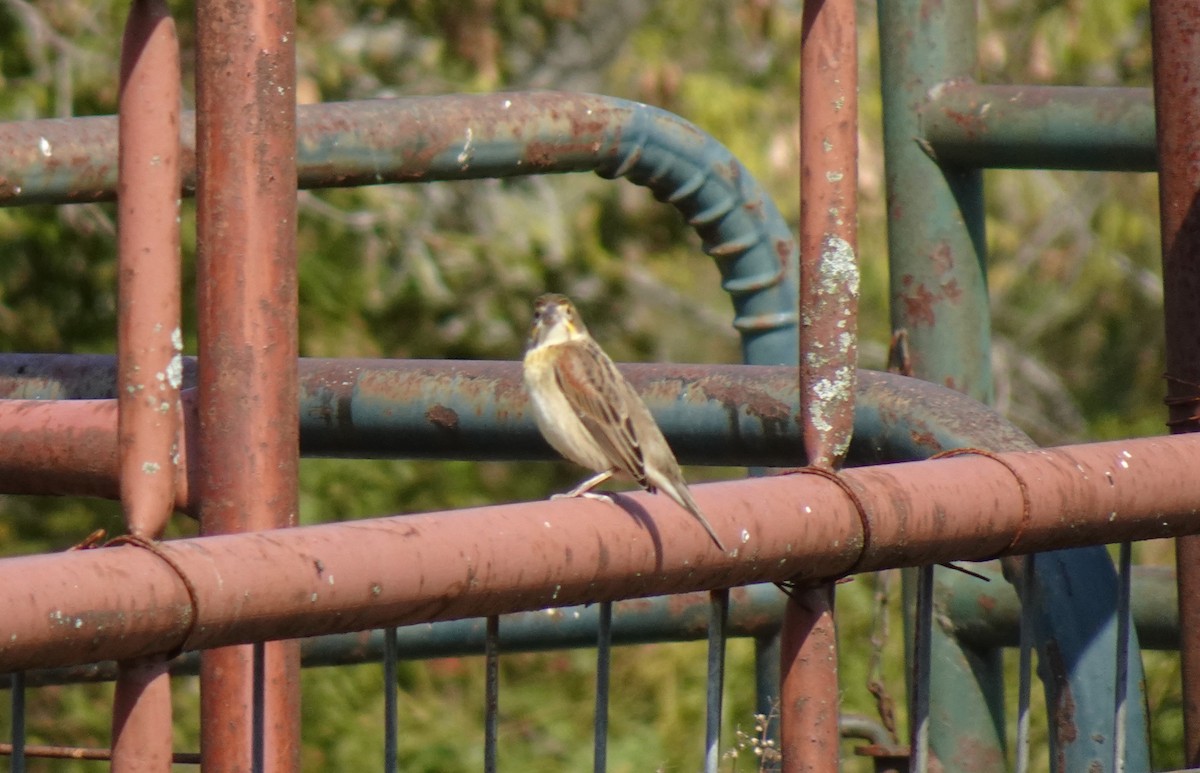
[878,0,1004,769]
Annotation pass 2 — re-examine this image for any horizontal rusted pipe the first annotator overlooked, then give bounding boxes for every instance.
[0,585,784,687]
[0,433,1195,671]
[0,359,1031,508]
[0,396,192,510]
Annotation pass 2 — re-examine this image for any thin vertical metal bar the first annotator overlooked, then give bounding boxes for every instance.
[1114,542,1132,773]
[705,590,729,773]
[593,601,612,773]
[910,565,934,773]
[484,615,499,773]
[252,641,265,773]
[755,631,782,753]
[1015,556,1035,773]
[194,0,301,767]
[10,671,24,773]
[384,627,398,773]
[1150,0,1200,763]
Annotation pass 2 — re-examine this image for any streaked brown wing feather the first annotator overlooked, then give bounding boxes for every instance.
[552,341,649,486]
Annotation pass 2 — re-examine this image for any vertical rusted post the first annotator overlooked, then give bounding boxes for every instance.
[784,0,858,770]
[194,0,300,769]
[117,0,182,543]
[113,1,181,770]
[112,658,174,772]
[780,585,838,770]
[1151,0,1200,763]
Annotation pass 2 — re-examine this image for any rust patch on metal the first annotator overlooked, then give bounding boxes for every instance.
[899,278,938,327]
[425,404,460,432]
[1043,638,1077,772]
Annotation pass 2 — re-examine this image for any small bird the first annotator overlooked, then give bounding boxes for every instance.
[523,293,727,552]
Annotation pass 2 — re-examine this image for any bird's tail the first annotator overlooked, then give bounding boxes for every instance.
[660,479,727,552]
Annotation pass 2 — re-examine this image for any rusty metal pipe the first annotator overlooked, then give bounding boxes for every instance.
[0,362,1032,509]
[0,433,1196,672]
[194,0,301,767]
[111,656,174,772]
[0,93,799,364]
[117,0,181,541]
[2,585,785,688]
[1151,0,1200,762]
[114,1,181,768]
[789,0,860,768]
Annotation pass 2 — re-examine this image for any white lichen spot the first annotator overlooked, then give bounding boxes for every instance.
[74,618,84,629]
[171,327,183,352]
[804,505,812,514]
[822,138,833,153]
[551,584,561,600]
[166,352,183,389]
[741,529,751,543]
[457,127,475,166]
[544,521,552,528]
[819,235,860,296]
[327,575,335,585]
[39,136,52,157]
[503,99,512,109]
[1122,450,1132,459]
[1118,459,1129,469]
[825,170,844,183]
[371,583,382,596]
[311,593,319,602]
[1109,511,1117,522]
[142,461,161,475]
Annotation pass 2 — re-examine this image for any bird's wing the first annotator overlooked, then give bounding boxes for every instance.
[552,341,649,487]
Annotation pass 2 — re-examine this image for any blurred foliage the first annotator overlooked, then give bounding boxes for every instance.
[0,0,1180,770]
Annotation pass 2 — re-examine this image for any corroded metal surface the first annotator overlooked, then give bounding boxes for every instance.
[113,2,181,768]
[0,356,1034,461]
[116,0,181,543]
[923,83,1155,172]
[194,0,301,768]
[1152,0,1200,762]
[0,361,1034,506]
[788,0,860,767]
[0,433,1197,672]
[0,93,799,364]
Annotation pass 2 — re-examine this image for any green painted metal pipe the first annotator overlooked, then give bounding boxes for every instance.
[922,83,1156,172]
[941,565,1178,652]
[0,354,1029,468]
[879,0,1003,768]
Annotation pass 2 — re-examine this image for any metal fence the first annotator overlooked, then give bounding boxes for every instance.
[0,0,1197,771]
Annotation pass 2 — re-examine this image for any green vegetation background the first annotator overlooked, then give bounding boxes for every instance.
[0,0,1178,770]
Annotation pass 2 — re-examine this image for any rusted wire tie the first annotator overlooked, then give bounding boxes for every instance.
[103,534,200,658]
[790,466,874,577]
[930,447,1033,557]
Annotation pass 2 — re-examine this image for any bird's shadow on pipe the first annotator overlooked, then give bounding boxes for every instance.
[602,493,666,573]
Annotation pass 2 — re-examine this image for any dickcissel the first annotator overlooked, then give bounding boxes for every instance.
[523,293,727,552]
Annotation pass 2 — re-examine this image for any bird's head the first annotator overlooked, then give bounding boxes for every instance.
[528,293,589,348]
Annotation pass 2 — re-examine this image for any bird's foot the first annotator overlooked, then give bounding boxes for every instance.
[551,491,615,504]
